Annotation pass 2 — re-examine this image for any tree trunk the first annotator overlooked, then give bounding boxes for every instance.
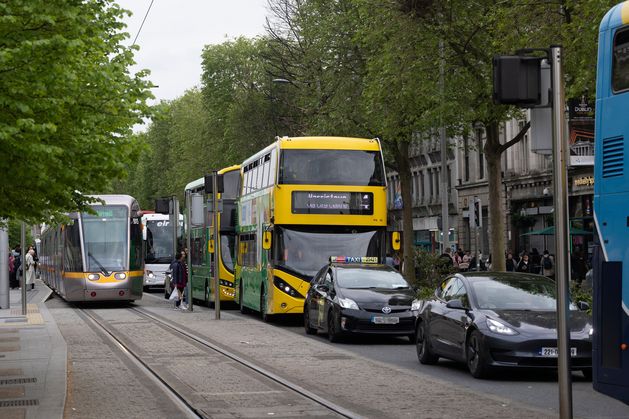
[395,141,415,282]
[485,122,506,272]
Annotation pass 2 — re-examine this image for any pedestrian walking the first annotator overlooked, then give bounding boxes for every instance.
[530,248,541,274]
[541,250,554,279]
[169,251,188,310]
[8,251,18,289]
[25,248,36,290]
[12,247,22,288]
[458,251,471,272]
[505,252,516,272]
[516,253,531,273]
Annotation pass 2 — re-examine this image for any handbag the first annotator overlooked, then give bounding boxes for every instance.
[168,287,180,301]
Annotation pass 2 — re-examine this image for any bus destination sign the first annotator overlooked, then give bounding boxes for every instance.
[292,191,373,215]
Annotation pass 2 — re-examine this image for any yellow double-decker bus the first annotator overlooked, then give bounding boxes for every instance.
[235,136,389,320]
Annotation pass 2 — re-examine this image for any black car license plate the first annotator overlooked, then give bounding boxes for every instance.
[371,316,399,324]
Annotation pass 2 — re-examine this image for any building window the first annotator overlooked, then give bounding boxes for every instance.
[476,128,484,180]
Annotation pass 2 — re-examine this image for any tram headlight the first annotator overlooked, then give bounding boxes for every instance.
[114,273,127,280]
[87,273,100,281]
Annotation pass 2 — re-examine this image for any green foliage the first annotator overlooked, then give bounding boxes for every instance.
[571,281,593,315]
[412,248,457,290]
[0,0,152,222]
[7,220,33,249]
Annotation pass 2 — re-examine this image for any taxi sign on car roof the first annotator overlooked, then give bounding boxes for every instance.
[329,256,379,264]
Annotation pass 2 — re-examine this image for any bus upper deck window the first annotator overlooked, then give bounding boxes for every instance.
[612,27,629,93]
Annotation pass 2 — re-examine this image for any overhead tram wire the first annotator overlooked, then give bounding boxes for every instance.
[132,0,155,46]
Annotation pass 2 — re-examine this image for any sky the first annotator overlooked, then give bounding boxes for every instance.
[116,0,269,102]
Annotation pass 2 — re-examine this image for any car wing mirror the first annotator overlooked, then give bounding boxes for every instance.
[316,284,330,293]
[446,299,466,310]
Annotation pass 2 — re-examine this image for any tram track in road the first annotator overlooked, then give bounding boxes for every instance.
[77,307,203,419]
[129,305,364,419]
[77,301,364,419]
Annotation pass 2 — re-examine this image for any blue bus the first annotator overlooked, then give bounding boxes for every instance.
[593,1,629,404]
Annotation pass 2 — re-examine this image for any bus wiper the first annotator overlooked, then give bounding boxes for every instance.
[88,252,110,276]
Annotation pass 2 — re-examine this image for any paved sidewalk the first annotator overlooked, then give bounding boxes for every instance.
[0,281,66,419]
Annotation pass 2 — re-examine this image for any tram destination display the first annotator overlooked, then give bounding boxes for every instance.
[292,191,373,215]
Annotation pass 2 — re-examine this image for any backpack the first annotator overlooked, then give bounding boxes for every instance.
[543,256,553,270]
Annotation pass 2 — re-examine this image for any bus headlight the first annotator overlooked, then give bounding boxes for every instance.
[87,273,100,281]
[114,273,127,280]
[273,277,303,299]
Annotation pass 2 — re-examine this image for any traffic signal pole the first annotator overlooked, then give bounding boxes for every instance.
[550,45,573,419]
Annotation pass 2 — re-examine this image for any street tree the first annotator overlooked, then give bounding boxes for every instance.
[0,0,152,223]
[398,0,607,271]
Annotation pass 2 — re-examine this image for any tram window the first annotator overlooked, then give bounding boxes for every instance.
[130,219,143,270]
[63,222,82,272]
[613,27,629,92]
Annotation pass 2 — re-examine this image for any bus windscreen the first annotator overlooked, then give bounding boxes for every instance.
[145,220,175,264]
[278,149,385,186]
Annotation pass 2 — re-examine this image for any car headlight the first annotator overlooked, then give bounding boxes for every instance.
[486,318,518,335]
[338,297,359,310]
[411,299,422,311]
[146,270,154,279]
[589,327,594,337]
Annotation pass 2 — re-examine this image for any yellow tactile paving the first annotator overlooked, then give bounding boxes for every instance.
[0,304,43,327]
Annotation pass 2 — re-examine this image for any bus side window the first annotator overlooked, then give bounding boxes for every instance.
[613,27,629,92]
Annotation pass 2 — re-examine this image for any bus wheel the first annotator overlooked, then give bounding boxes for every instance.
[260,286,272,323]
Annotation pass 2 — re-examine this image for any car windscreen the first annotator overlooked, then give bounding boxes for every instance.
[468,276,577,311]
[336,267,410,289]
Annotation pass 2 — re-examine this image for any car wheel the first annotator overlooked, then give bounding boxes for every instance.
[416,321,439,364]
[327,310,341,343]
[304,305,317,335]
[581,368,592,381]
[239,282,250,314]
[467,330,490,378]
[260,286,272,322]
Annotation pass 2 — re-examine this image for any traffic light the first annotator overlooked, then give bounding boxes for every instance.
[473,198,482,228]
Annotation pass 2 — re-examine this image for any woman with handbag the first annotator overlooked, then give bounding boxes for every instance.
[169,251,188,310]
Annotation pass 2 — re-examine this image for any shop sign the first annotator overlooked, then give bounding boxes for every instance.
[568,96,595,120]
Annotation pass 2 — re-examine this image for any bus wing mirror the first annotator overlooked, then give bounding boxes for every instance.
[392,232,401,251]
[262,231,272,250]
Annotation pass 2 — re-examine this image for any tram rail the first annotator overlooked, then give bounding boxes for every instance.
[78,302,363,419]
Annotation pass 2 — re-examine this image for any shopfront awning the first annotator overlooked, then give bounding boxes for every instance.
[520,226,593,236]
